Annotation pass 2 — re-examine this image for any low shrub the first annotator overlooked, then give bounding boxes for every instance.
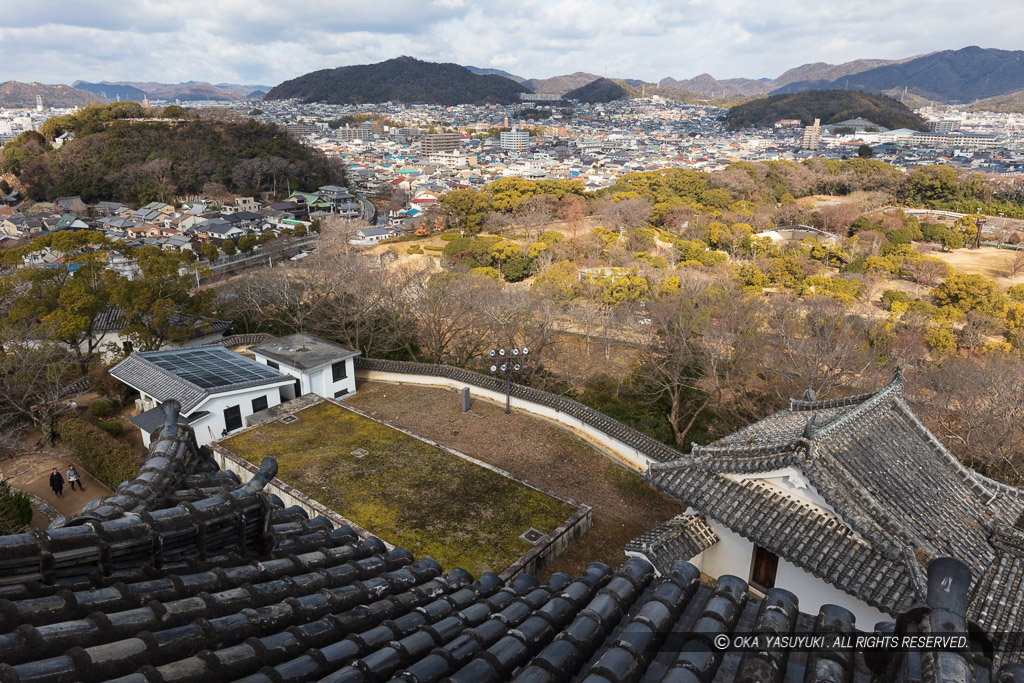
[56,416,137,491]
[90,398,113,417]
[96,420,125,437]
[407,245,423,255]
[881,290,912,310]
[424,245,444,252]
[0,480,32,534]
[439,233,461,241]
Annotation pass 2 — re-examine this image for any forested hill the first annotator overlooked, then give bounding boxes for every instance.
[1,102,343,205]
[266,57,528,105]
[564,78,630,103]
[725,90,927,131]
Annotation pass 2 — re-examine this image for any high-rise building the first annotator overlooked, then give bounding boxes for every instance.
[422,132,460,154]
[500,127,531,151]
[801,118,821,150]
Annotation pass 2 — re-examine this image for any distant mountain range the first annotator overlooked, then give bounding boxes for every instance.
[658,74,769,98]
[787,47,1024,103]
[72,80,268,102]
[464,66,529,85]
[7,47,1024,112]
[0,81,105,108]
[265,57,527,105]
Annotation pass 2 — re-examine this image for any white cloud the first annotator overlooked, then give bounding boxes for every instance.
[0,0,1022,85]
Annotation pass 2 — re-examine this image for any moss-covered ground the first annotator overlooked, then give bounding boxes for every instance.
[221,400,576,575]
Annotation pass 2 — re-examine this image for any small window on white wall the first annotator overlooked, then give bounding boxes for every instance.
[332,361,347,382]
[252,395,268,413]
[750,545,779,591]
[224,405,242,433]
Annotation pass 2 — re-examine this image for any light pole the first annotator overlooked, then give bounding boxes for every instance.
[489,346,528,415]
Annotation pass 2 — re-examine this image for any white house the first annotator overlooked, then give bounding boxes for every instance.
[249,333,360,400]
[348,227,397,245]
[113,346,295,447]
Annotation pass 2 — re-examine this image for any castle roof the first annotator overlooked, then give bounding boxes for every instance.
[648,370,1024,654]
[0,396,1020,682]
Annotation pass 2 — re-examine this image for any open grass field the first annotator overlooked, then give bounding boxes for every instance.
[221,400,576,576]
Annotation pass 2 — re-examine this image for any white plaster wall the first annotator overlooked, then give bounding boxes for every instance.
[702,520,756,581]
[701,519,893,627]
[324,358,357,398]
[358,368,654,472]
[251,355,356,400]
[191,387,285,445]
[775,558,892,628]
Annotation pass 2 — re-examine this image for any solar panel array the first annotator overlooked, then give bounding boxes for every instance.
[144,347,282,389]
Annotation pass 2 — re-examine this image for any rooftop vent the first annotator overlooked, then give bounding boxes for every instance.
[520,528,546,545]
[280,415,299,425]
[351,448,368,459]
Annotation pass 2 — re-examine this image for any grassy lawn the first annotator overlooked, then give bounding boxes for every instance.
[221,400,576,575]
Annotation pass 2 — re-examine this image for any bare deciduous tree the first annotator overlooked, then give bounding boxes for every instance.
[0,327,77,443]
[757,295,883,403]
[914,354,1024,485]
[1006,251,1024,281]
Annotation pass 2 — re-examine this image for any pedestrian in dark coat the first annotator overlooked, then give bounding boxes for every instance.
[49,468,64,498]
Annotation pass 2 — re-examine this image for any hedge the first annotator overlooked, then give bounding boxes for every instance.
[56,416,138,491]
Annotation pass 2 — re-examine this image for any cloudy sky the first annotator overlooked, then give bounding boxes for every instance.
[3,0,1021,86]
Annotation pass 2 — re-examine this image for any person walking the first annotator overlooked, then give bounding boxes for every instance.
[67,464,82,491]
[49,468,64,498]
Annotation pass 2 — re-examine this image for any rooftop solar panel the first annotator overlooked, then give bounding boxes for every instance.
[143,347,283,390]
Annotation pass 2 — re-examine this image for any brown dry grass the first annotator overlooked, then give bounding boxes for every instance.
[925,245,1023,287]
[346,382,685,579]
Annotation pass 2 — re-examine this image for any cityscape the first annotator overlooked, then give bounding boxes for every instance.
[2,3,1024,682]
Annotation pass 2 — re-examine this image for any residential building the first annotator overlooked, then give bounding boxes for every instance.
[250,333,360,400]
[348,226,397,245]
[422,132,461,154]
[0,386,1020,682]
[501,126,531,151]
[801,118,821,150]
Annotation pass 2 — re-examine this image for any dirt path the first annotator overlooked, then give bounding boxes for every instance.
[346,381,684,578]
[2,447,113,527]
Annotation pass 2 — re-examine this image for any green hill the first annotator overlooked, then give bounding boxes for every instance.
[2,103,343,205]
[266,56,528,105]
[726,89,927,131]
[564,78,630,103]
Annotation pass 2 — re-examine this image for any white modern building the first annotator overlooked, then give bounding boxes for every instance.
[249,333,359,401]
[113,335,360,447]
[500,127,531,151]
[114,346,295,447]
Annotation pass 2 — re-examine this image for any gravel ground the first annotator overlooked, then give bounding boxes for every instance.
[346,381,684,578]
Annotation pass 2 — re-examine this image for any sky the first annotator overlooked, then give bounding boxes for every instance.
[2,0,1023,87]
